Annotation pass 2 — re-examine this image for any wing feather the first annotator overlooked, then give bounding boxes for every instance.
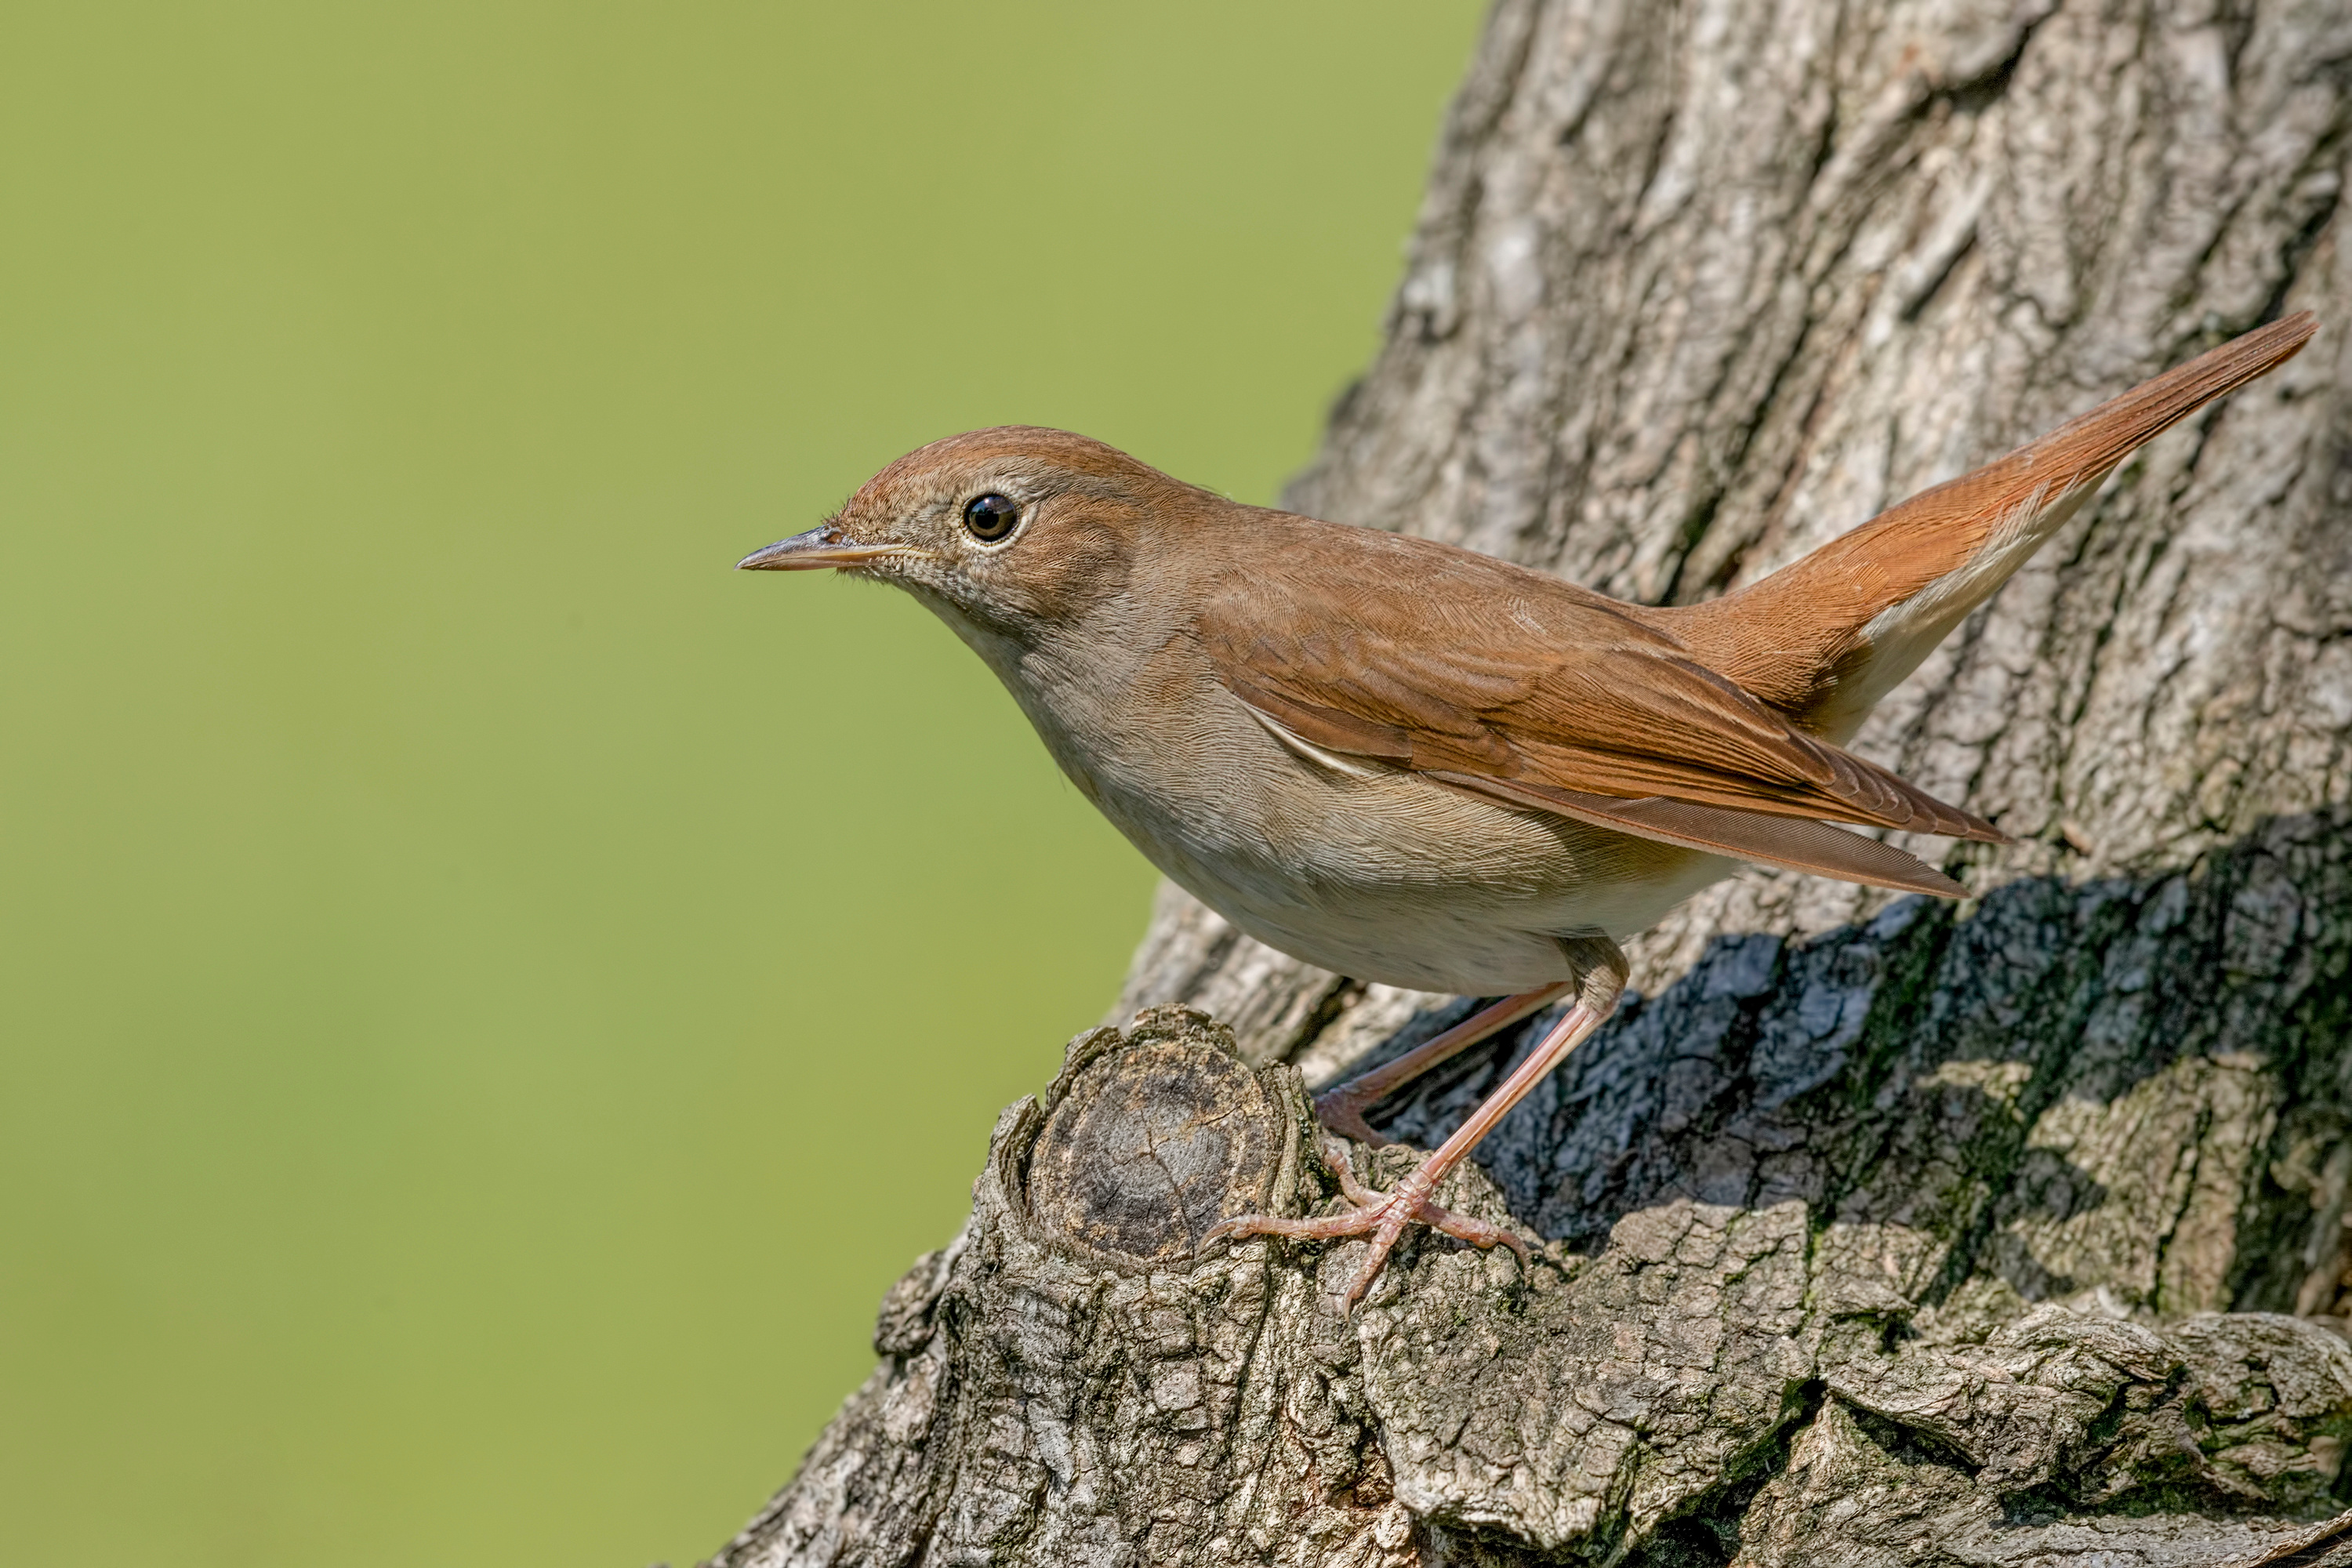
[1197,532,2002,896]
[1427,771,1969,898]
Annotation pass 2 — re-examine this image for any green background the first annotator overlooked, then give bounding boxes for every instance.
[0,3,1481,1563]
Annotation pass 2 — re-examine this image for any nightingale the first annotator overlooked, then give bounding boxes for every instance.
[741,313,2314,1306]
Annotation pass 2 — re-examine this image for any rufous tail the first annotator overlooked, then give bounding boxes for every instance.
[1653,313,2317,742]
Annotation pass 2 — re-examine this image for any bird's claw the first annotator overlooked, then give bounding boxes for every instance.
[1311,1085,1390,1148]
[1205,1138,1530,1309]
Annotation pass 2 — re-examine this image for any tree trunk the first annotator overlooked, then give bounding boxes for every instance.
[710,2,2352,1563]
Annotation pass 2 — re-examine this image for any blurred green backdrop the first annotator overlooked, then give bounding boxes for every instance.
[0,3,1481,1563]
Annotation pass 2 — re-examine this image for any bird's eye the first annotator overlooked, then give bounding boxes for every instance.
[963,493,1020,543]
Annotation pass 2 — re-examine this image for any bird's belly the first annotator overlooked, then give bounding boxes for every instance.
[1087,750,1736,995]
[1163,844,1731,993]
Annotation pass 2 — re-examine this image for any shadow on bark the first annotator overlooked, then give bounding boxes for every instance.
[710,809,2352,1567]
[1360,807,2352,1328]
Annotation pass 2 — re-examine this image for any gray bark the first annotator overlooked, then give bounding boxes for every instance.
[710,1,2352,1563]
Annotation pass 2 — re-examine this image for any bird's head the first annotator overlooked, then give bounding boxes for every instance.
[738,426,1211,649]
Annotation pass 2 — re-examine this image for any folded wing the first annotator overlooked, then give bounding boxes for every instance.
[1198,533,1997,898]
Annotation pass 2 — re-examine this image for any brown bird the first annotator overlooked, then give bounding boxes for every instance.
[739,314,2314,1306]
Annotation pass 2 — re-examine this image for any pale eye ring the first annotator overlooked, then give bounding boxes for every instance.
[963,493,1020,543]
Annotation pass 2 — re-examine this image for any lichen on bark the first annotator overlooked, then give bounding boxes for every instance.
[710,0,2352,1561]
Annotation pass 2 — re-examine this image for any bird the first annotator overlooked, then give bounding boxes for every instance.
[739,313,2315,1307]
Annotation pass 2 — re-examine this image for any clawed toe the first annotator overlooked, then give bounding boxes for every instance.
[1205,1137,1530,1308]
[1312,1087,1389,1148]
[1415,1200,1530,1265]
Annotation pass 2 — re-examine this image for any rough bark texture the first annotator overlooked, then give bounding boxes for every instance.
[712,1,2352,1562]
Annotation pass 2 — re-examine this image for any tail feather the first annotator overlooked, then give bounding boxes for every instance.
[1653,313,2317,741]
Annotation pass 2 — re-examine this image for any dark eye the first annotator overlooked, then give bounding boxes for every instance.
[963,493,1020,543]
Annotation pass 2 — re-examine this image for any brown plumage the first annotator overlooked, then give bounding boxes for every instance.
[739,312,2316,1305]
[1195,524,1998,900]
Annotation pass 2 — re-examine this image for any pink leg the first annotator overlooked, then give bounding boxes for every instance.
[1313,984,1573,1145]
[1214,938,1627,1309]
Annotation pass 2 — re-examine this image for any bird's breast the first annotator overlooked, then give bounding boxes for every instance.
[1011,648,1730,993]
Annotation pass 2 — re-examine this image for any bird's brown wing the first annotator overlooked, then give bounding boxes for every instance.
[1197,532,2000,898]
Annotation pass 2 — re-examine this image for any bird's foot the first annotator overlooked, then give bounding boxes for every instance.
[1311,1084,1390,1148]
[1205,1138,1529,1309]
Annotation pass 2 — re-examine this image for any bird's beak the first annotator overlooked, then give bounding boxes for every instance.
[735,525,905,572]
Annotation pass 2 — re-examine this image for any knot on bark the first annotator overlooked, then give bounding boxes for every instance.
[1025,1006,1280,1265]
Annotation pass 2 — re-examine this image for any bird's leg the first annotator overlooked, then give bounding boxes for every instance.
[1312,984,1573,1145]
[1211,937,1627,1309]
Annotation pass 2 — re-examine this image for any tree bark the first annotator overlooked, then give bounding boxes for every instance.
[710,2,2352,1563]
